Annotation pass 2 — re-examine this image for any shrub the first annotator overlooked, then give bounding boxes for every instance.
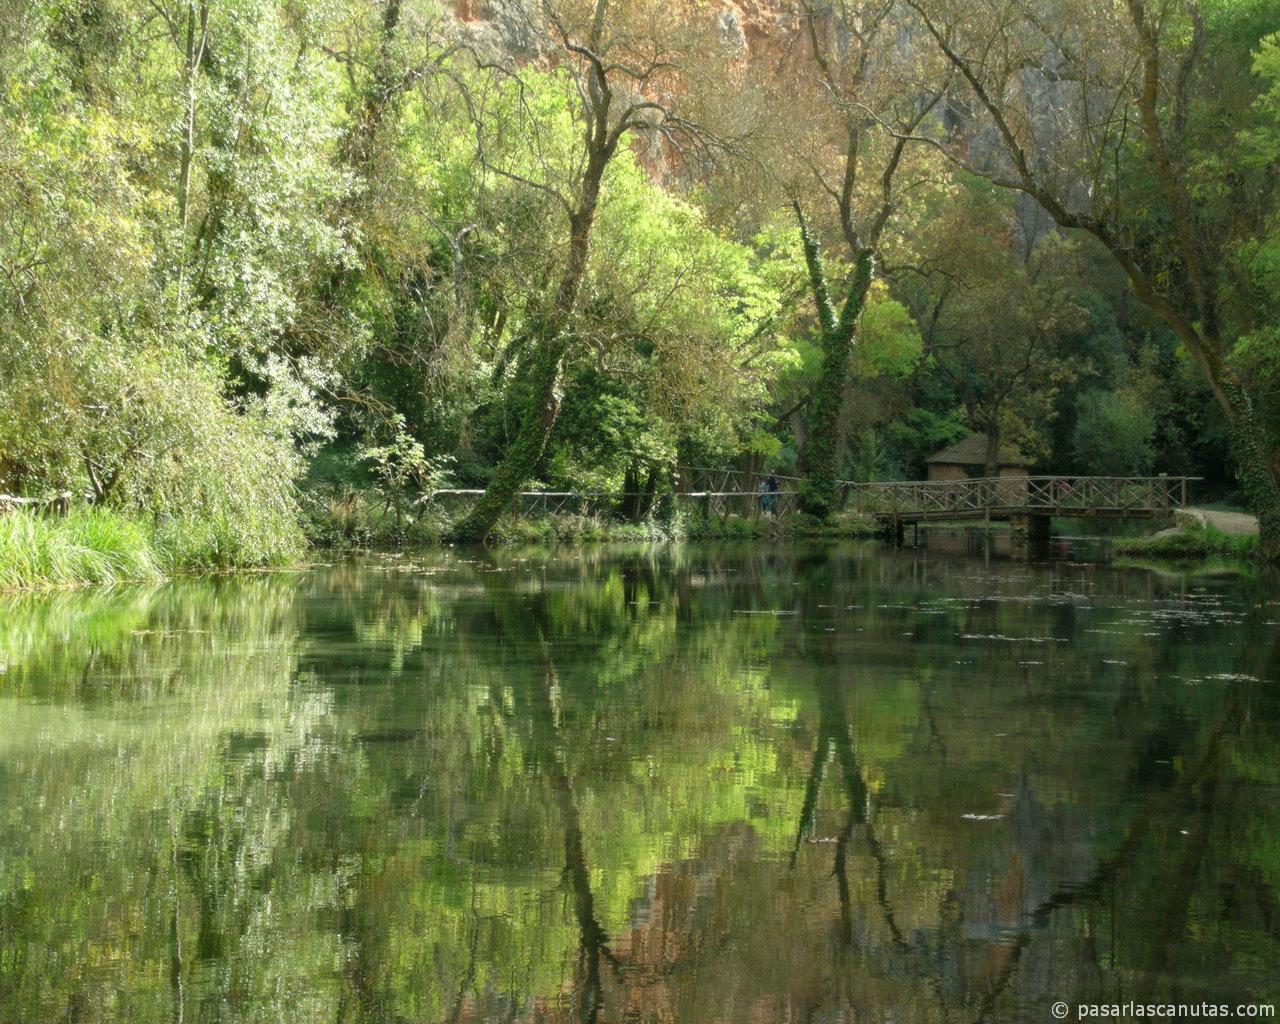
[1113,525,1259,561]
[1073,390,1156,475]
[1,338,310,571]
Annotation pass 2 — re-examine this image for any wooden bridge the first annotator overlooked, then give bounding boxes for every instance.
[840,475,1194,522]
[431,470,1196,533]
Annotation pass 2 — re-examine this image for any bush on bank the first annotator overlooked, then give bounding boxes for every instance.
[1113,525,1259,561]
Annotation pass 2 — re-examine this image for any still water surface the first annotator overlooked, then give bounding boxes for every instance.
[1,543,1278,1023]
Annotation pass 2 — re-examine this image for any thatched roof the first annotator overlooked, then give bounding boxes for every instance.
[926,433,1030,467]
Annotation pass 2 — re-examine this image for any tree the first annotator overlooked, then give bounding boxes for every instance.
[550,168,785,512]
[0,0,335,563]
[906,199,1085,474]
[1074,390,1156,476]
[450,0,698,541]
[769,1,948,517]
[904,0,1280,556]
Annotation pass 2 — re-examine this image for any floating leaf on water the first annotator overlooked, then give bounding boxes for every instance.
[960,634,1067,644]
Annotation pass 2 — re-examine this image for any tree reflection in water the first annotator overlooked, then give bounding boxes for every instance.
[0,545,1277,1024]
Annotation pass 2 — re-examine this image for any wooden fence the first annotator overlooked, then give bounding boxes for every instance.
[839,475,1195,520]
[430,475,1195,523]
[428,488,799,519]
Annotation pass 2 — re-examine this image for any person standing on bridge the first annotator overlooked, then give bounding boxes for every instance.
[764,473,781,516]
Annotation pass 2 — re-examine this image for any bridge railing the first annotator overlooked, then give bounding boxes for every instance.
[428,489,801,518]
[839,475,1196,517]
[675,465,804,495]
[430,475,1196,521]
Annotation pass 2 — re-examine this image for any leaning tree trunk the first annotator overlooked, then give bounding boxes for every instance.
[450,331,569,541]
[451,164,607,542]
[796,222,873,519]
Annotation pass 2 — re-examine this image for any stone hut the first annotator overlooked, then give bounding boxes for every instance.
[926,433,1031,481]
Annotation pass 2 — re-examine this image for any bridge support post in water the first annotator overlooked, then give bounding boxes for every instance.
[1010,514,1052,560]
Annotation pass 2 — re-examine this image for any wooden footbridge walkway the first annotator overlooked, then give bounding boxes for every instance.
[432,468,1197,531]
[840,475,1194,523]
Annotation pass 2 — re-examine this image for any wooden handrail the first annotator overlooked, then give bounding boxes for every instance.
[430,475,1200,522]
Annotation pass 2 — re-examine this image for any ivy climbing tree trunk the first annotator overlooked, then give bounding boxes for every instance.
[450,140,609,542]
[450,199,604,542]
[450,0,691,541]
[794,202,873,518]
[449,323,575,541]
[786,2,945,520]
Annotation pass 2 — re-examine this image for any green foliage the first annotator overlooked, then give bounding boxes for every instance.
[299,485,450,551]
[0,0,333,573]
[354,415,453,536]
[1113,525,1260,562]
[1072,390,1156,475]
[1,0,1278,560]
[852,287,923,380]
[0,508,161,589]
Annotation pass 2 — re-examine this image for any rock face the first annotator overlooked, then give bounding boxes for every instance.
[449,0,544,60]
[442,1,1082,213]
[446,0,800,64]
[714,1,799,57]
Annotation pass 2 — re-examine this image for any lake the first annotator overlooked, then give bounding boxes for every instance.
[1,543,1277,1023]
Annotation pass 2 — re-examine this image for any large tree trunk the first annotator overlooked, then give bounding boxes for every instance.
[795,211,873,518]
[451,164,607,542]
[983,425,1001,480]
[450,330,569,541]
[1220,383,1280,560]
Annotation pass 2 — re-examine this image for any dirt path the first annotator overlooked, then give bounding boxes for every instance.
[1177,507,1260,536]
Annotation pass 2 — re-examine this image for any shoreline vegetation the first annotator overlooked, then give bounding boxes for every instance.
[297,485,879,551]
[0,500,881,591]
[0,505,301,591]
[3,2,1279,574]
[0,498,1264,593]
[1111,525,1261,563]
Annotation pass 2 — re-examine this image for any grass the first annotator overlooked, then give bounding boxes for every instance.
[489,510,878,544]
[0,506,301,591]
[2,488,878,591]
[1112,524,1259,562]
[300,484,880,551]
[0,508,164,589]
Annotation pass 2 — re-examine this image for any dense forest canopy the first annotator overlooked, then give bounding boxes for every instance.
[0,0,1277,553]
